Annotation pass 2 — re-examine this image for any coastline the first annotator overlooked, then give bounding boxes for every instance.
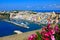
[0,29,42,40]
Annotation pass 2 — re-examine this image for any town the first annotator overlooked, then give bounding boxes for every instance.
[0,11,60,24]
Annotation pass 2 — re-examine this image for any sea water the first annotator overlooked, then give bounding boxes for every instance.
[0,19,42,37]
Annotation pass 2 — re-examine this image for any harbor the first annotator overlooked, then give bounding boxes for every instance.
[0,18,42,37]
[0,0,60,40]
[0,11,60,40]
[0,29,42,40]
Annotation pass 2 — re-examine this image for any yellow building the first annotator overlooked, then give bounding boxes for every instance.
[51,12,56,18]
[37,16,41,21]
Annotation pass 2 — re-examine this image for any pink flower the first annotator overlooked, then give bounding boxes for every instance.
[51,35,55,40]
[28,35,34,40]
[28,34,37,40]
[54,25,59,32]
[47,23,51,29]
[42,37,50,40]
[50,29,55,34]
[31,34,37,38]
[48,31,52,36]
[28,37,34,40]
[44,32,49,37]
[41,31,47,37]
[45,33,49,37]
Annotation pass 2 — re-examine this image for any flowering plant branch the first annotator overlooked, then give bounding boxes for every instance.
[28,23,60,40]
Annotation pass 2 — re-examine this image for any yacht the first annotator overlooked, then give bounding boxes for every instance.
[20,22,29,28]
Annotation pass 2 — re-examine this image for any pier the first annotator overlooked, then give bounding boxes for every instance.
[3,19,29,29]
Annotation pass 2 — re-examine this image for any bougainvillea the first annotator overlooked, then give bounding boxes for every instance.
[28,23,60,40]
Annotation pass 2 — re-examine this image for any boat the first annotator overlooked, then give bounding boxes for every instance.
[14,30,23,34]
[3,19,29,28]
[20,22,29,28]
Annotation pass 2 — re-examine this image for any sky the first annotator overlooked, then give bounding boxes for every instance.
[0,0,60,11]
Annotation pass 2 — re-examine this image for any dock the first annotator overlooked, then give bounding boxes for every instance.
[3,19,29,29]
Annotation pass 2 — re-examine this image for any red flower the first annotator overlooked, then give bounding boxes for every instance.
[47,23,51,30]
[45,37,50,40]
[42,37,50,40]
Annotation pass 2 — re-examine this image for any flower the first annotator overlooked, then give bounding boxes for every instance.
[51,30,55,34]
[51,35,55,40]
[45,37,50,40]
[42,37,50,40]
[28,24,60,40]
[44,32,50,37]
[28,35,34,40]
[42,27,47,31]
[47,23,51,29]
[32,34,37,38]
[28,34,37,40]
[48,29,55,35]
[54,25,59,32]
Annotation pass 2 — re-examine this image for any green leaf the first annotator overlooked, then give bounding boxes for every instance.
[54,33,60,40]
[36,32,42,40]
[58,24,60,28]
